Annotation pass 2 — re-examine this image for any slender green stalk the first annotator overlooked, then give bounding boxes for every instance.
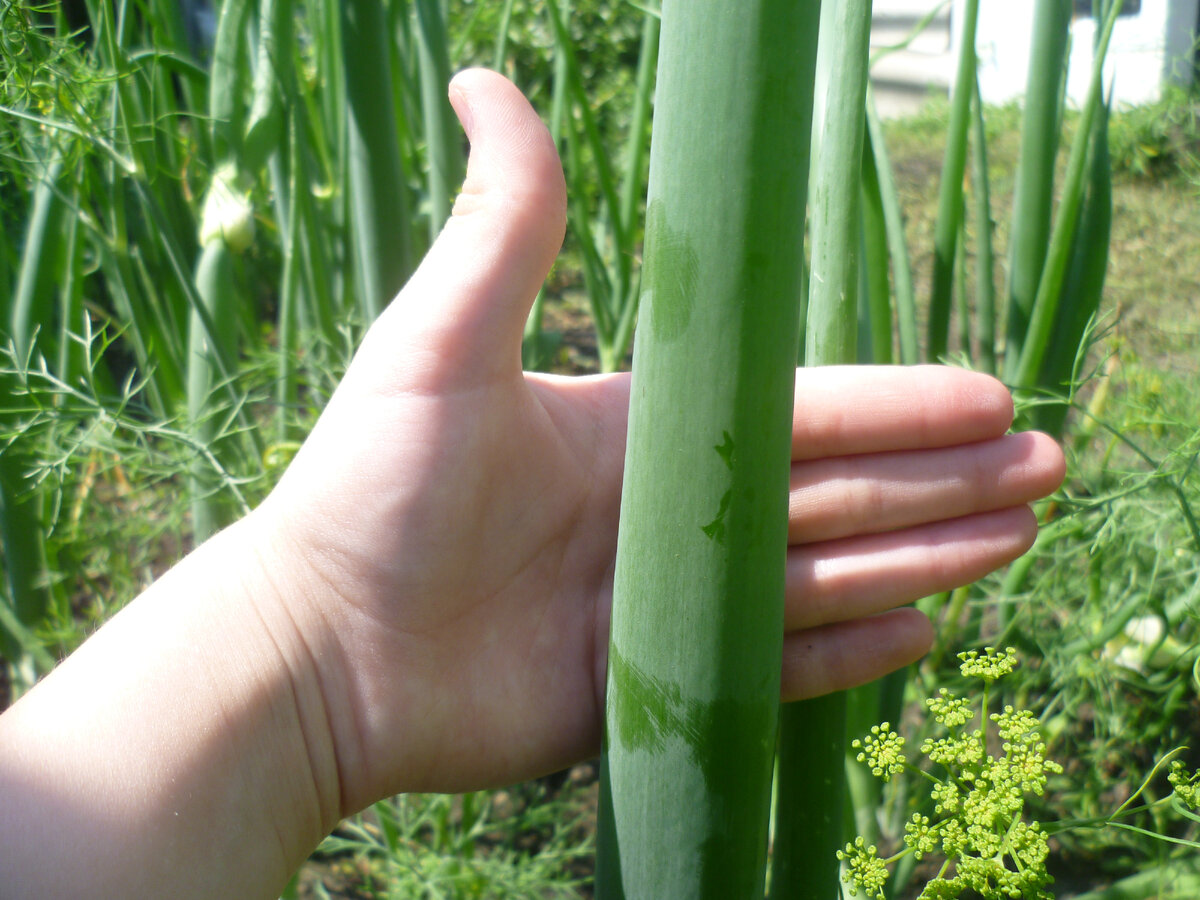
[188,238,241,542]
[596,2,813,895]
[1011,0,1121,391]
[10,157,67,366]
[415,0,464,240]
[276,118,303,445]
[242,0,289,176]
[860,126,893,365]
[607,10,660,369]
[1034,93,1112,435]
[927,0,979,361]
[865,88,917,365]
[804,0,873,365]
[56,181,88,387]
[0,435,52,664]
[340,0,413,322]
[1002,0,1070,380]
[291,98,338,341]
[970,76,997,375]
[208,0,253,163]
[1,151,70,663]
[954,209,971,358]
[491,0,517,71]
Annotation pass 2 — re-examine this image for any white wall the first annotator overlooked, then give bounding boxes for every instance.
[973,0,1199,107]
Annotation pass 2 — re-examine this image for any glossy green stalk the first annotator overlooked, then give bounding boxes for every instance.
[607,10,661,370]
[491,0,517,71]
[9,158,67,366]
[860,124,893,365]
[291,98,338,342]
[775,1,871,896]
[954,210,971,357]
[523,9,572,371]
[276,118,304,444]
[0,157,67,662]
[865,89,917,365]
[1010,0,1121,392]
[1002,0,1070,380]
[927,0,979,360]
[1032,98,1113,436]
[242,0,289,176]
[596,1,813,895]
[56,183,88,386]
[804,0,873,365]
[970,76,997,375]
[341,0,413,322]
[209,0,253,163]
[188,239,241,542]
[415,0,464,239]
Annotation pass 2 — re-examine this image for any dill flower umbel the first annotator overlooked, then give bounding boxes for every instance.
[840,648,1061,900]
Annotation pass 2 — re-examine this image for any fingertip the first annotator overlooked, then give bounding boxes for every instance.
[1008,430,1067,499]
[1034,430,1068,491]
[447,68,566,231]
[368,69,566,389]
[1011,504,1041,554]
[447,74,475,140]
[969,370,1016,431]
[791,365,1018,459]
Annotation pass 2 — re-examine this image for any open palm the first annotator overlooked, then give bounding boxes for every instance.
[258,70,1064,815]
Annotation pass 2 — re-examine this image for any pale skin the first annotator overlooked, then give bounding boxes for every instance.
[0,70,1065,898]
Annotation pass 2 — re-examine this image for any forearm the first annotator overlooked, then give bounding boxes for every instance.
[0,513,341,899]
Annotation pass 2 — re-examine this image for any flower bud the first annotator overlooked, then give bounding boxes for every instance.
[199,164,254,252]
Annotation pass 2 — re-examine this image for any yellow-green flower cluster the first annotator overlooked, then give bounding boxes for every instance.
[928,687,975,727]
[852,722,906,782]
[841,648,1062,900]
[1168,760,1200,810]
[837,837,889,900]
[957,646,1018,681]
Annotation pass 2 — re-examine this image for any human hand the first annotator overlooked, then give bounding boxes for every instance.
[252,69,1066,814]
[0,68,1065,900]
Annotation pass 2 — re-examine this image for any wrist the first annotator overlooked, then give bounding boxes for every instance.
[0,512,342,898]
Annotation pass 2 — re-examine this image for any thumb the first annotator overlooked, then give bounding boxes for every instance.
[364,68,567,390]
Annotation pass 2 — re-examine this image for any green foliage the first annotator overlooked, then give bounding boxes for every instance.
[1107,85,1200,180]
[310,784,594,899]
[450,0,644,116]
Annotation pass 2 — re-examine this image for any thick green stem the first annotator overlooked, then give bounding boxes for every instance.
[596,2,813,895]
[775,0,872,896]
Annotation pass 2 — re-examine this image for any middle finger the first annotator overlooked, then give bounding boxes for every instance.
[788,430,1062,544]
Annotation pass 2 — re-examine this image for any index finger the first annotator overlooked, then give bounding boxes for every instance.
[792,366,1015,461]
